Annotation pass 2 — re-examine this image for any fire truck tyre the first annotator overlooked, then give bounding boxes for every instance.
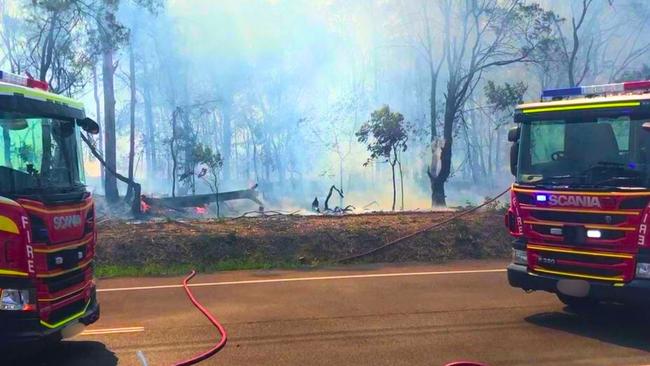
[556,293,598,310]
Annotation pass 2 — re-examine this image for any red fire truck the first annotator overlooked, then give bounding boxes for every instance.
[0,71,100,347]
[506,80,650,308]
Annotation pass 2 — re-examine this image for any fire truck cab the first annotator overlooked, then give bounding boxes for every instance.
[506,80,650,308]
[0,71,100,347]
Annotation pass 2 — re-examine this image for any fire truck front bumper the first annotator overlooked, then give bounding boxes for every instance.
[508,263,650,305]
[0,287,100,348]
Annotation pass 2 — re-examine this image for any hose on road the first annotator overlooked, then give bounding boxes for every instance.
[172,271,228,366]
[333,187,511,263]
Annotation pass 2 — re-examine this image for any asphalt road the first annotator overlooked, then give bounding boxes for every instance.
[15,259,650,366]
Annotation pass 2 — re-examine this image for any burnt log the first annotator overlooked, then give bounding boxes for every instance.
[142,187,263,210]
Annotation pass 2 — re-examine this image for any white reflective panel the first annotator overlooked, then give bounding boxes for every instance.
[582,83,624,95]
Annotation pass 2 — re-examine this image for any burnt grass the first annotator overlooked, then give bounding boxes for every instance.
[95,209,511,277]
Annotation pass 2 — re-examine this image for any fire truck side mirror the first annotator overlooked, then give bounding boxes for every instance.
[77,117,100,135]
[510,143,519,176]
[643,122,650,131]
[507,126,520,142]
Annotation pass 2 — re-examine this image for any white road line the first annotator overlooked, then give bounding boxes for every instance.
[80,326,145,336]
[98,268,507,293]
[136,350,149,366]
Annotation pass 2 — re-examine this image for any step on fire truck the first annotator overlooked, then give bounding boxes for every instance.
[506,80,650,308]
[0,71,100,348]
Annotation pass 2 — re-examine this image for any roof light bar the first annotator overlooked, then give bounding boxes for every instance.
[541,80,650,99]
[0,70,48,91]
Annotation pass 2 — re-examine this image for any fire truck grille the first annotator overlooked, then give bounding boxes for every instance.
[531,248,629,281]
[535,250,624,265]
[537,262,622,278]
[529,210,627,225]
[42,268,86,293]
[46,245,87,271]
[47,298,86,324]
[531,224,625,240]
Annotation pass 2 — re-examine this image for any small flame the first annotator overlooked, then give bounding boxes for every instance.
[141,199,151,213]
[195,206,207,215]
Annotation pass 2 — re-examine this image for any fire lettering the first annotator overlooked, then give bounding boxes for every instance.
[639,209,650,247]
[26,244,35,274]
[21,216,35,273]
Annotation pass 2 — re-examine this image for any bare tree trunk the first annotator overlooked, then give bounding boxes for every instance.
[252,143,259,182]
[431,88,457,207]
[170,109,178,197]
[339,155,344,208]
[461,121,478,184]
[126,44,137,200]
[495,126,502,176]
[390,154,397,211]
[143,62,156,180]
[92,64,104,188]
[38,13,57,82]
[426,52,444,207]
[398,157,404,211]
[102,48,119,202]
[215,182,220,217]
[221,102,232,183]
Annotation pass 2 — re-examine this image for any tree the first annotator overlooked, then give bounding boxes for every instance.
[20,1,94,94]
[427,0,556,206]
[530,1,650,88]
[483,80,527,177]
[556,0,593,87]
[124,41,137,201]
[484,81,527,112]
[356,105,409,211]
[195,144,224,216]
[101,1,161,202]
[308,87,367,208]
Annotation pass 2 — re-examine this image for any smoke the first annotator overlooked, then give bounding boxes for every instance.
[28,0,644,214]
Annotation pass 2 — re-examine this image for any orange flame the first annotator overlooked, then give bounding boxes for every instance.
[141,199,151,213]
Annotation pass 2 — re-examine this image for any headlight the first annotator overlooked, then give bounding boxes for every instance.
[512,249,527,265]
[586,229,601,238]
[0,289,35,311]
[636,263,650,279]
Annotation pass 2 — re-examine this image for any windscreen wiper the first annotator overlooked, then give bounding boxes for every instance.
[594,175,643,186]
[583,161,637,173]
[534,174,585,186]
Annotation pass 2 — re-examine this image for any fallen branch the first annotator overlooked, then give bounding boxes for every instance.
[81,133,142,215]
[324,185,343,211]
[142,187,263,211]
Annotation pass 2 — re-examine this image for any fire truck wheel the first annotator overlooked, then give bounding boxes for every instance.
[556,293,599,311]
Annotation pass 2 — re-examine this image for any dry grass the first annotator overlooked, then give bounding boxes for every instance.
[95,209,511,277]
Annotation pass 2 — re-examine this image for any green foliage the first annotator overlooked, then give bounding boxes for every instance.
[17,144,34,165]
[3,0,165,94]
[356,105,409,166]
[484,81,527,112]
[192,143,223,171]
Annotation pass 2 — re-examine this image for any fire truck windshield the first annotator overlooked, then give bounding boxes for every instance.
[0,117,85,195]
[517,115,650,189]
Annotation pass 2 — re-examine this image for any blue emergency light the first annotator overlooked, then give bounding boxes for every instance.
[541,80,650,99]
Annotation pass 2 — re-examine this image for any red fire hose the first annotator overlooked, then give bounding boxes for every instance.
[172,271,228,366]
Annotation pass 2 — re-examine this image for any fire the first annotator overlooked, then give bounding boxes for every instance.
[195,206,207,215]
[141,198,151,213]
